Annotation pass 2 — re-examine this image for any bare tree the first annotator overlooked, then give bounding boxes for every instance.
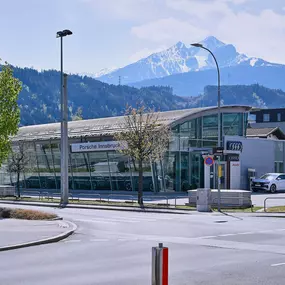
[115,105,170,205]
[7,143,31,198]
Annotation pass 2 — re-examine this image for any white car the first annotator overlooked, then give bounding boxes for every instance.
[251,173,285,193]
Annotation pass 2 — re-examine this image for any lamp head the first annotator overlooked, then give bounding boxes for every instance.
[191,43,203,48]
[56,29,73,38]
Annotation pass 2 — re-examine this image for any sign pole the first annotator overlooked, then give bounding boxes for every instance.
[217,156,221,212]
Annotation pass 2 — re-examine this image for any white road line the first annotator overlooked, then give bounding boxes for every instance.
[74,219,117,225]
[90,238,109,242]
[219,233,236,237]
[271,262,285,267]
[199,236,217,239]
[64,239,81,243]
[117,238,139,242]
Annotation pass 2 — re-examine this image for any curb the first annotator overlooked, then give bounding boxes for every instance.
[0,220,77,252]
[0,200,191,215]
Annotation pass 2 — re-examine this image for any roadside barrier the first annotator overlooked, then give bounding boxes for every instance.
[152,243,168,285]
[264,197,285,212]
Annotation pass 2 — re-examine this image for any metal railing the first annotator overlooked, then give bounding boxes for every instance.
[140,196,169,207]
[264,197,285,212]
[76,193,102,201]
[107,194,135,203]
[21,191,42,200]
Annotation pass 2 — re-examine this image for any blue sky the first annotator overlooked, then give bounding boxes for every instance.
[1,0,285,74]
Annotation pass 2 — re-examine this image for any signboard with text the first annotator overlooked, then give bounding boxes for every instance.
[71,141,127,153]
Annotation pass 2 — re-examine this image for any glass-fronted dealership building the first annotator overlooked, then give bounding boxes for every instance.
[0,106,251,192]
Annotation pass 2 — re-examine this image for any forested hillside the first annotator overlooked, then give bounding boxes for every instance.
[11,67,285,126]
[200,84,285,108]
[13,68,189,126]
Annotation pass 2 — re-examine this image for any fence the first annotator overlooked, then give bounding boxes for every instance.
[264,197,285,212]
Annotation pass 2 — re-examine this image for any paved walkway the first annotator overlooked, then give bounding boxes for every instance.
[0,219,71,248]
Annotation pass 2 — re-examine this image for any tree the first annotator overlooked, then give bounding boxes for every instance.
[115,105,170,205]
[7,143,31,198]
[0,62,22,167]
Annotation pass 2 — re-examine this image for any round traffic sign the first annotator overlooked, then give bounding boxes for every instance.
[204,156,214,166]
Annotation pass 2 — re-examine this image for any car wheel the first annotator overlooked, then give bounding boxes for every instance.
[270,184,277,193]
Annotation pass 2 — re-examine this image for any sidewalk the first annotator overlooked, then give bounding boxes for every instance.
[0,200,193,214]
[0,219,76,251]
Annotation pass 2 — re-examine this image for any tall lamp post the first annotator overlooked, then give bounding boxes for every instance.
[191,42,222,211]
[56,29,73,205]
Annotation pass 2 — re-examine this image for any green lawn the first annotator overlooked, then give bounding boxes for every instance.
[266,206,285,213]
[0,196,261,212]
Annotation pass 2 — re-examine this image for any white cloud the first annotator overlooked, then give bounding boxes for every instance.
[149,0,285,64]
[131,17,208,44]
[80,0,166,21]
[215,9,285,63]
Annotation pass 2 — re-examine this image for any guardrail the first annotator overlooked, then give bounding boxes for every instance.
[264,197,285,212]
[21,191,42,200]
[107,194,135,203]
[140,196,169,207]
[76,193,102,201]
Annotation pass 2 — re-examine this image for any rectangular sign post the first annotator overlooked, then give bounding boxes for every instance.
[152,243,168,285]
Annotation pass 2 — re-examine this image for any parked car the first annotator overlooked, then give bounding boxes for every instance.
[251,173,285,193]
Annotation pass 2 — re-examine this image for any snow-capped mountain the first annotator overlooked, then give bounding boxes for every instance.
[94,67,118,77]
[79,67,118,79]
[97,36,278,85]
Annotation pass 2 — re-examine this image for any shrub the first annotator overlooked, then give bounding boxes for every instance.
[10,209,57,220]
[0,207,56,220]
[0,208,11,218]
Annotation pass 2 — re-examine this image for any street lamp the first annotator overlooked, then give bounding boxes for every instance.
[191,42,222,211]
[56,29,73,205]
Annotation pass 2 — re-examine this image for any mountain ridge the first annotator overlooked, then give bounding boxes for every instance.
[96,36,280,86]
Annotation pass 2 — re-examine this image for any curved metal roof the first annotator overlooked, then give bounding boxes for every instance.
[13,105,251,142]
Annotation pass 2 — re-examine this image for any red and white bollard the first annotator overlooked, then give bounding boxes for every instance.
[152,243,168,285]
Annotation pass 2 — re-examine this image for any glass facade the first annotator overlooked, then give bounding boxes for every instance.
[0,111,248,192]
[154,112,247,192]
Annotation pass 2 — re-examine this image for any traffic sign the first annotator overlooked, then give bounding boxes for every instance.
[204,156,214,166]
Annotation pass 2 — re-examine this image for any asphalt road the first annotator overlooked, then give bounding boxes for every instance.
[1,204,285,285]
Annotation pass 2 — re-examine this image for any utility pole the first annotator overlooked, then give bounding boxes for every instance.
[191,42,222,211]
[56,29,73,206]
[61,73,69,205]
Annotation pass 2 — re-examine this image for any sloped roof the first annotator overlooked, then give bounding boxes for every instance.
[13,105,251,142]
[247,127,285,139]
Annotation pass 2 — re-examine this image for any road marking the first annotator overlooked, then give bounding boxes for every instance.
[64,239,81,243]
[90,238,108,242]
[75,219,117,225]
[118,238,139,242]
[218,233,236,237]
[271,262,285,267]
[199,236,217,239]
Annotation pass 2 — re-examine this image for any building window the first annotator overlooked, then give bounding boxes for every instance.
[277,113,281,122]
[263,113,270,122]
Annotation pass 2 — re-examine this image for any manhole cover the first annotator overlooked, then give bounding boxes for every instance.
[215,220,228,223]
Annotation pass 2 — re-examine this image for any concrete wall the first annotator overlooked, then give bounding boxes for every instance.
[225,136,276,190]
